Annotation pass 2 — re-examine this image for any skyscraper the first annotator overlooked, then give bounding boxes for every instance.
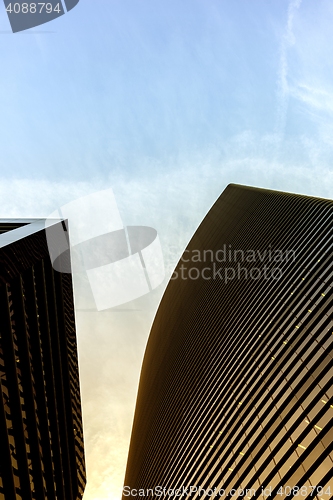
[0,219,86,499]
[123,185,332,499]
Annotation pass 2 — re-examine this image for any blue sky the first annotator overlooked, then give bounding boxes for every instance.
[1,1,333,499]
[2,0,328,184]
[1,0,333,191]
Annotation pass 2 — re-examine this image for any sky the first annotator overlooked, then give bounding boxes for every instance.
[1,0,333,498]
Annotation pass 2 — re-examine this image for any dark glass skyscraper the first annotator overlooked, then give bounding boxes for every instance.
[123,185,332,500]
[0,219,86,499]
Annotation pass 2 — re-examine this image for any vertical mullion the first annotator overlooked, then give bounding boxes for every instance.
[10,275,46,500]
[23,266,56,499]
[0,384,16,499]
[0,282,32,499]
[53,271,78,499]
[43,260,74,500]
[34,259,66,500]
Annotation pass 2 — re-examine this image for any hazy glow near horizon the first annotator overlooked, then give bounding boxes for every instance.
[1,0,333,498]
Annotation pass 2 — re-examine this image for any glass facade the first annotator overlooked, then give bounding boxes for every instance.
[123,185,332,500]
[0,221,86,500]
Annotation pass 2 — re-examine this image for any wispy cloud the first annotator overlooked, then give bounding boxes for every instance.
[290,83,333,115]
[276,0,302,136]
[2,141,333,499]
[273,0,333,160]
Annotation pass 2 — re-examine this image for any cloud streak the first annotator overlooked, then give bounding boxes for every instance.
[3,137,333,499]
[276,0,302,137]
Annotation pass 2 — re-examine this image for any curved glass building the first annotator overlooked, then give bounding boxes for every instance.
[123,185,332,500]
